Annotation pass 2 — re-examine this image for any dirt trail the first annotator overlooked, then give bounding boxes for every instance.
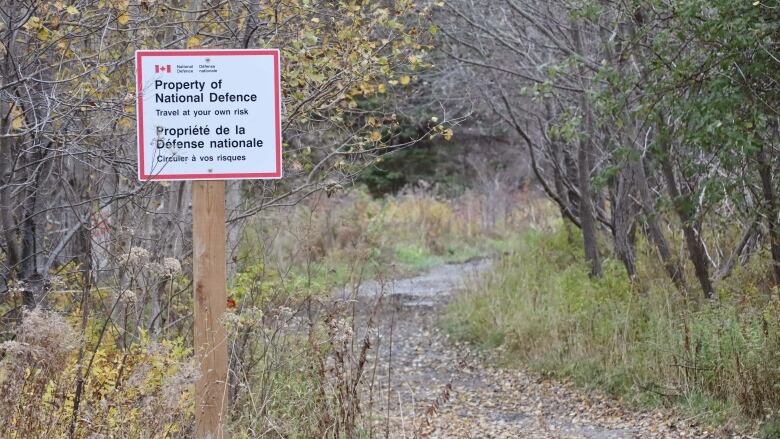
[355,259,729,439]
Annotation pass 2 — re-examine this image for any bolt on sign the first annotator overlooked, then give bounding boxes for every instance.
[135,49,282,180]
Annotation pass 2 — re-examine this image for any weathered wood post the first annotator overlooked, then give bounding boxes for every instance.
[192,180,229,438]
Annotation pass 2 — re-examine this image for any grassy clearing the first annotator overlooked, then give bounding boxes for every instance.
[445,222,780,433]
[238,187,537,288]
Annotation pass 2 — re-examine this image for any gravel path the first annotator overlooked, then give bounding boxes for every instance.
[353,259,745,439]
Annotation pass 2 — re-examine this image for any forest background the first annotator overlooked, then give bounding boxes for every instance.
[1,0,779,437]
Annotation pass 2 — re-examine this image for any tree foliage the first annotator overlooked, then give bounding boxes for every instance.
[437,0,780,297]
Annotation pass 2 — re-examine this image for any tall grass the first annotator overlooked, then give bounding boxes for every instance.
[242,186,542,280]
[445,223,780,429]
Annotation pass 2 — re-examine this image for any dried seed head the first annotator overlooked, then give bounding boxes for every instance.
[328,318,354,344]
[162,257,182,276]
[119,246,151,267]
[0,308,77,372]
[118,289,138,305]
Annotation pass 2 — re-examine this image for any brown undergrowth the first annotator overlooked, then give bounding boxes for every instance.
[0,185,531,438]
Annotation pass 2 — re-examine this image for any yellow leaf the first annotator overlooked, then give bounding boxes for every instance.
[117,12,129,25]
[186,35,202,49]
[377,83,386,93]
[442,128,453,141]
[66,6,79,15]
[367,116,379,127]
[37,27,50,41]
[26,16,42,30]
[369,131,382,142]
[399,75,411,86]
[10,106,24,131]
[11,118,24,131]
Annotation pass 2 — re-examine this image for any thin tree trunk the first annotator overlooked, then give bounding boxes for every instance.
[621,7,688,293]
[0,10,19,294]
[572,23,602,277]
[20,185,41,308]
[632,158,689,292]
[660,156,714,299]
[757,143,780,286]
[612,168,637,278]
[69,225,93,438]
[0,153,20,291]
[716,220,759,280]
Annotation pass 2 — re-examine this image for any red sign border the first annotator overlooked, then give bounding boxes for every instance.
[135,49,282,181]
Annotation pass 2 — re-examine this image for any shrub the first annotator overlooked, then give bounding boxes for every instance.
[446,221,780,427]
[0,309,196,438]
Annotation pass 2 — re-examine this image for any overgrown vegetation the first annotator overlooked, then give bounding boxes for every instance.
[0,186,527,437]
[3,0,779,436]
[446,221,780,432]
[437,0,780,300]
[436,2,780,432]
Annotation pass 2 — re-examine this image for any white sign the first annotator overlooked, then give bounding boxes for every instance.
[135,49,282,180]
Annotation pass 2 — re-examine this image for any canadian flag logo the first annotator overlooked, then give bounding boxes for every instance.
[155,64,172,73]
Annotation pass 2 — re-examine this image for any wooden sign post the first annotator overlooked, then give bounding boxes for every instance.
[192,180,229,438]
[135,49,282,438]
